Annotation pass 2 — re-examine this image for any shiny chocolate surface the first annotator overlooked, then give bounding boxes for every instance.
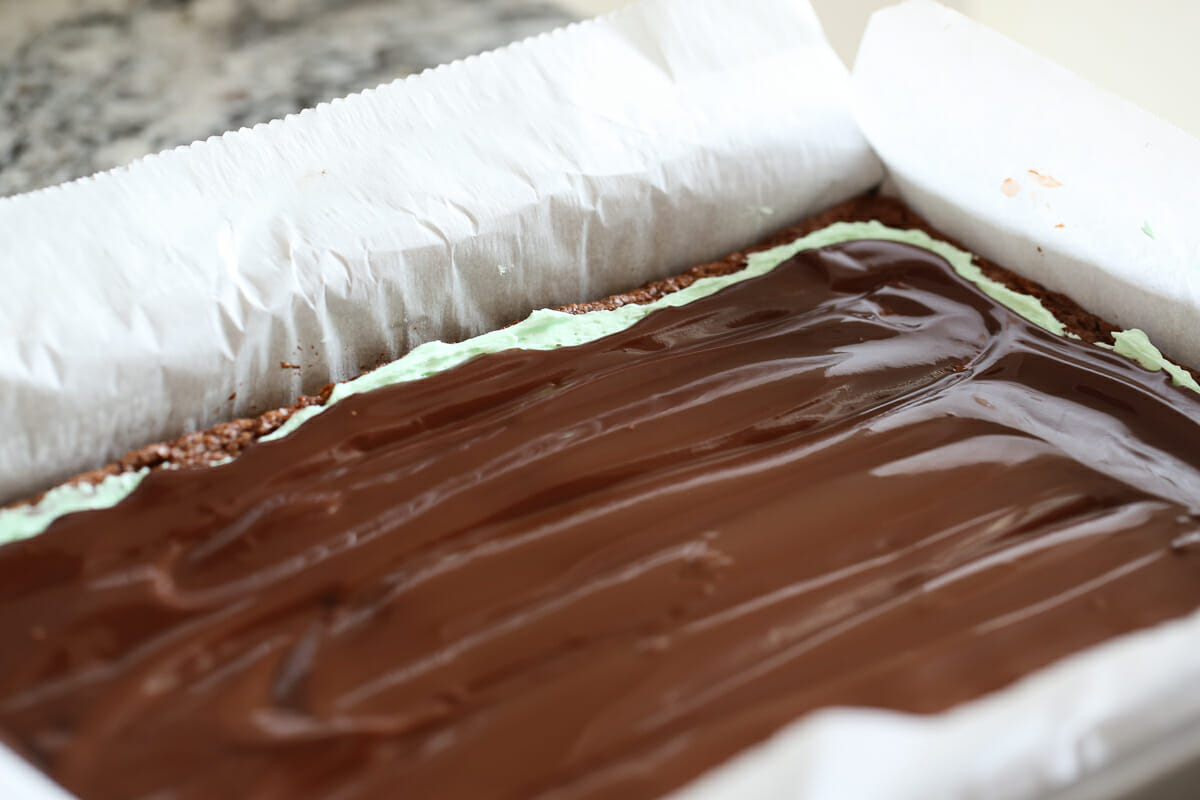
[2,240,1200,799]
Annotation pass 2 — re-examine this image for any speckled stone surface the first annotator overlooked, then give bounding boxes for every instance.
[0,0,577,198]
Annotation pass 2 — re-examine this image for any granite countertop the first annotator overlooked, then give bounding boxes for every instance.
[0,0,577,198]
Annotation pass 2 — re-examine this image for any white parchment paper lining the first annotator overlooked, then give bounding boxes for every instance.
[1,1,1199,798]
[0,0,879,504]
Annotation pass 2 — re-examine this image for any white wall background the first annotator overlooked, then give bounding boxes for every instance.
[556,0,1200,140]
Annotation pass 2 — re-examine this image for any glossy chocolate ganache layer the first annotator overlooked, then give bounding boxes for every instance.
[3,240,1200,800]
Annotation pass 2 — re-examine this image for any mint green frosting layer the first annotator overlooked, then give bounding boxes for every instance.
[1110,329,1200,392]
[746,223,1067,337]
[1,221,1193,544]
[0,469,148,545]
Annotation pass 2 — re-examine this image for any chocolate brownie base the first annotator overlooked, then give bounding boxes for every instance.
[17,193,1132,505]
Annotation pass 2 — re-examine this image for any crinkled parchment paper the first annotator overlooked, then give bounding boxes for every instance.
[3,1,1200,798]
[0,0,880,504]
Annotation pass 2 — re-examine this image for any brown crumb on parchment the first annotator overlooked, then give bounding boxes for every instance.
[1027,169,1063,188]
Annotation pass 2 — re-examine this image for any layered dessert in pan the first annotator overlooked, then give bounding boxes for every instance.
[1,194,1199,799]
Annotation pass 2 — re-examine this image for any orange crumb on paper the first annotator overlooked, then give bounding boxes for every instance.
[281,361,301,370]
[1001,178,1021,197]
[1055,223,1065,229]
[1036,246,1043,253]
[227,392,237,401]
[1028,170,1063,188]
